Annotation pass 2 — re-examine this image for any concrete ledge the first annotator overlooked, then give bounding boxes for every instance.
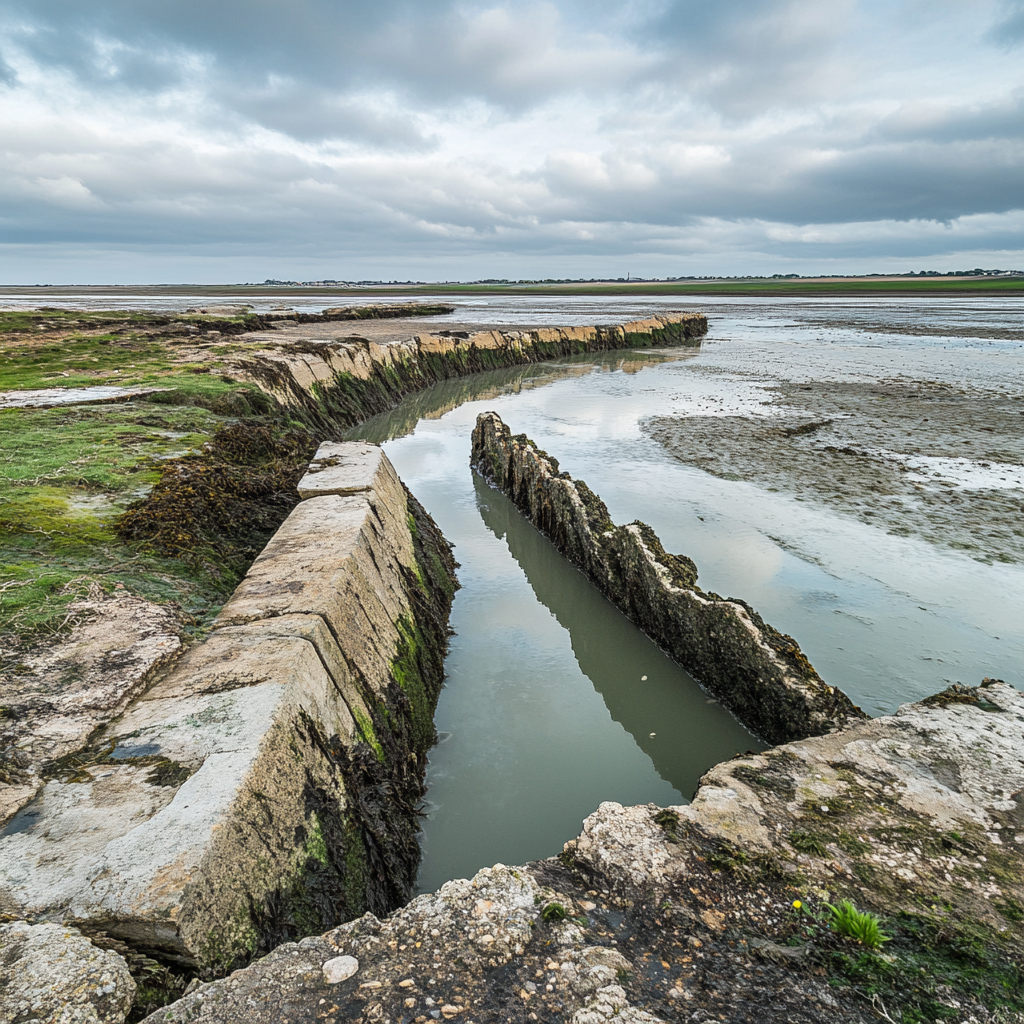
[297,442,385,498]
[0,442,457,969]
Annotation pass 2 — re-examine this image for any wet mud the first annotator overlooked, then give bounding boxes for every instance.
[647,378,1024,564]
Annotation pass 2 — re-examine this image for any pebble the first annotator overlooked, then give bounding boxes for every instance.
[322,955,359,984]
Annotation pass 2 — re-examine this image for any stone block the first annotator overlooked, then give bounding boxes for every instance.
[297,441,385,498]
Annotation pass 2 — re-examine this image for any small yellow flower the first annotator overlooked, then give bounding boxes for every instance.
[792,900,803,910]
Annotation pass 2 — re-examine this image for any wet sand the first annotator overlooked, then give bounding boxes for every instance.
[647,378,1024,565]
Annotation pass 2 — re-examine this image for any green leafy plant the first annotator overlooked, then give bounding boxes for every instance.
[826,900,890,949]
[541,902,568,923]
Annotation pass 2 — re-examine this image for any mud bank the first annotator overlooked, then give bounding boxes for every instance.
[143,679,1024,1024]
[470,411,864,745]
[646,378,1024,566]
[0,443,456,973]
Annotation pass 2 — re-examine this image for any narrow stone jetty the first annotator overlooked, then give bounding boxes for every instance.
[470,411,865,744]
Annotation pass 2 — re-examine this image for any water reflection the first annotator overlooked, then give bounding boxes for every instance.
[349,348,696,444]
[475,472,763,794]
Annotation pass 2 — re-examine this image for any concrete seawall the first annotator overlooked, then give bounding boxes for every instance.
[0,443,456,970]
[470,411,865,744]
[236,312,708,432]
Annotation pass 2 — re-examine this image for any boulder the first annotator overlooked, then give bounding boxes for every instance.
[0,921,135,1024]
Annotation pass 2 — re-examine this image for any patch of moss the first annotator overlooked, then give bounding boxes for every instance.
[707,840,748,872]
[789,829,828,857]
[41,742,197,787]
[352,705,385,763]
[654,808,683,842]
[390,615,440,753]
[541,902,569,922]
[919,682,1007,713]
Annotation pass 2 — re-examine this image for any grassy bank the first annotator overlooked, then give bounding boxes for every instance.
[0,305,443,655]
[4,278,1023,302]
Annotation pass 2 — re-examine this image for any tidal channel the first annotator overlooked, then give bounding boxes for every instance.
[347,294,1024,893]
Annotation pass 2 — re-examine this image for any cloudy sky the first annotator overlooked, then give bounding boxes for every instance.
[0,0,1022,282]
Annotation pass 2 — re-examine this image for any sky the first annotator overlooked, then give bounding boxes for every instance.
[0,0,1022,283]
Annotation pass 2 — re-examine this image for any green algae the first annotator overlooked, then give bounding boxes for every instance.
[391,616,442,753]
[352,705,385,762]
[0,403,277,650]
[823,910,1024,1022]
[41,741,197,787]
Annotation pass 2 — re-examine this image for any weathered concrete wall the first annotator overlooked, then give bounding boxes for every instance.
[470,411,865,744]
[238,312,708,432]
[141,680,1024,1024]
[0,443,456,971]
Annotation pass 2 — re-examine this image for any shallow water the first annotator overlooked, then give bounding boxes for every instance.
[348,293,1024,892]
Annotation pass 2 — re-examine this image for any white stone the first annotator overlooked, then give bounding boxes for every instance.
[322,955,359,984]
[297,441,385,498]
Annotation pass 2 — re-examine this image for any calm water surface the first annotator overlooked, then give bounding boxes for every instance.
[348,293,1024,892]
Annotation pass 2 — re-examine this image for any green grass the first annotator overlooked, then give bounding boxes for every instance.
[0,302,452,653]
[330,277,1024,297]
[0,402,252,648]
[825,911,1024,1022]
[826,900,890,949]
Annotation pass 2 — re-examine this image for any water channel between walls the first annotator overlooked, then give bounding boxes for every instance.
[346,294,1024,893]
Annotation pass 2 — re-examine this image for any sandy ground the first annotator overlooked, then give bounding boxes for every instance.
[646,378,1024,564]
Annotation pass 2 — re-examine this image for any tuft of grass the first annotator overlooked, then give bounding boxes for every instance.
[826,900,890,949]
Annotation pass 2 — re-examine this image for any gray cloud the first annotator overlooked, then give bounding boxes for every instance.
[988,0,1024,45]
[0,0,1022,279]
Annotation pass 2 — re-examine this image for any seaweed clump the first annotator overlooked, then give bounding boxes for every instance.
[115,423,317,581]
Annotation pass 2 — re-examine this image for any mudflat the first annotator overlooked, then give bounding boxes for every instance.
[647,378,1024,565]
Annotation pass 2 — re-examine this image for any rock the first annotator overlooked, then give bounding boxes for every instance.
[142,681,1024,1024]
[0,921,135,1024]
[470,410,865,744]
[0,585,182,827]
[322,954,359,983]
